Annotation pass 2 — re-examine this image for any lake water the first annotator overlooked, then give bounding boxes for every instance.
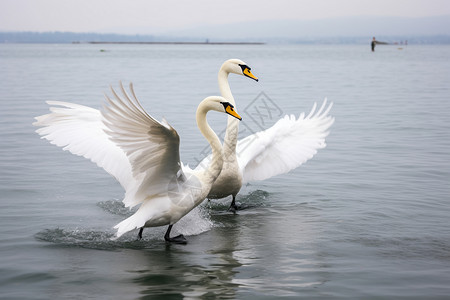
[1,43,450,299]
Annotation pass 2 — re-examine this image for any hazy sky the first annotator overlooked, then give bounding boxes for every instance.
[1,0,450,34]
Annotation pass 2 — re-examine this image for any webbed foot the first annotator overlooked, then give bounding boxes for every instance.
[228,203,240,213]
[164,224,188,244]
[165,234,188,244]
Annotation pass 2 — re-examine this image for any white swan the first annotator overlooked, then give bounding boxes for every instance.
[199,60,334,210]
[195,59,258,208]
[33,83,242,243]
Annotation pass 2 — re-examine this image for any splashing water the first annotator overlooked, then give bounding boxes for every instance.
[97,199,133,216]
[172,206,214,236]
[96,199,214,238]
[36,190,268,249]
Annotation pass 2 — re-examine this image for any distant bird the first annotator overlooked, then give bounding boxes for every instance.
[198,60,334,211]
[34,83,242,243]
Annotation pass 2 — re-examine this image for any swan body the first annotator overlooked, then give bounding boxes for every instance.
[199,60,334,209]
[34,83,242,243]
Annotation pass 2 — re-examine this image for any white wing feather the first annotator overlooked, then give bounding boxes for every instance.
[101,83,182,208]
[34,83,183,210]
[33,101,133,189]
[237,99,334,183]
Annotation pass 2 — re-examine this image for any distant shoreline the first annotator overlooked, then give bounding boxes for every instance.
[80,41,265,45]
[2,31,449,44]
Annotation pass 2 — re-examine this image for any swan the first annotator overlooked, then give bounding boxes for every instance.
[199,60,334,210]
[33,83,242,244]
[196,59,259,209]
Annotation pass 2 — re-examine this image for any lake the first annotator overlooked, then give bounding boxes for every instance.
[1,43,450,299]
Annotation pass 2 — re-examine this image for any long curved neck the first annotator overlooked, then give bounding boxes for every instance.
[218,68,239,156]
[196,104,223,185]
[218,69,235,106]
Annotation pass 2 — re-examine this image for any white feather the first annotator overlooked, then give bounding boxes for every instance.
[237,99,334,183]
[101,83,182,208]
[33,101,133,190]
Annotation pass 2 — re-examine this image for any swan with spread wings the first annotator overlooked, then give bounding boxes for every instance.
[198,60,334,209]
[34,83,242,243]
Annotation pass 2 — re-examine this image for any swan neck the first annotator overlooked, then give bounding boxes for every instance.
[218,68,239,155]
[196,104,223,185]
[218,69,235,105]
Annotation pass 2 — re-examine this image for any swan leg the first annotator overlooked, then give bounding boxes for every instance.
[228,195,239,213]
[164,224,187,244]
[138,227,144,240]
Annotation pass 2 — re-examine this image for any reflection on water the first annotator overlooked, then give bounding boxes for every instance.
[35,185,431,298]
[131,228,243,299]
[129,190,329,299]
[33,191,272,298]
[34,190,330,298]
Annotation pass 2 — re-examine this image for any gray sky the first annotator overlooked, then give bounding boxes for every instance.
[1,0,450,34]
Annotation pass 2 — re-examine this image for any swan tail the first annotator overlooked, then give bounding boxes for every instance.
[113,206,154,238]
[113,197,169,238]
[113,214,144,238]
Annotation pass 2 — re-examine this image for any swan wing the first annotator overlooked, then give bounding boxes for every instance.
[33,101,133,189]
[102,82,183,208]
[237,99,334,183]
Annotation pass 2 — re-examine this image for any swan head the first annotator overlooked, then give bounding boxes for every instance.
[220,101,242,121]
[221,59,259,82]
[200,96,242,121]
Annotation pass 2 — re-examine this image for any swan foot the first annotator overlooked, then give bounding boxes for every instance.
[165,234,188,244]
[228,203,239,213]
[164,224,188,244]
[138,227,144,240]
[228,195,240,213]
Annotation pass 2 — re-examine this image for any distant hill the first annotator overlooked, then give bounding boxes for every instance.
[1,15,450,44]
[1,31,449,45]
[0,31,159,43]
